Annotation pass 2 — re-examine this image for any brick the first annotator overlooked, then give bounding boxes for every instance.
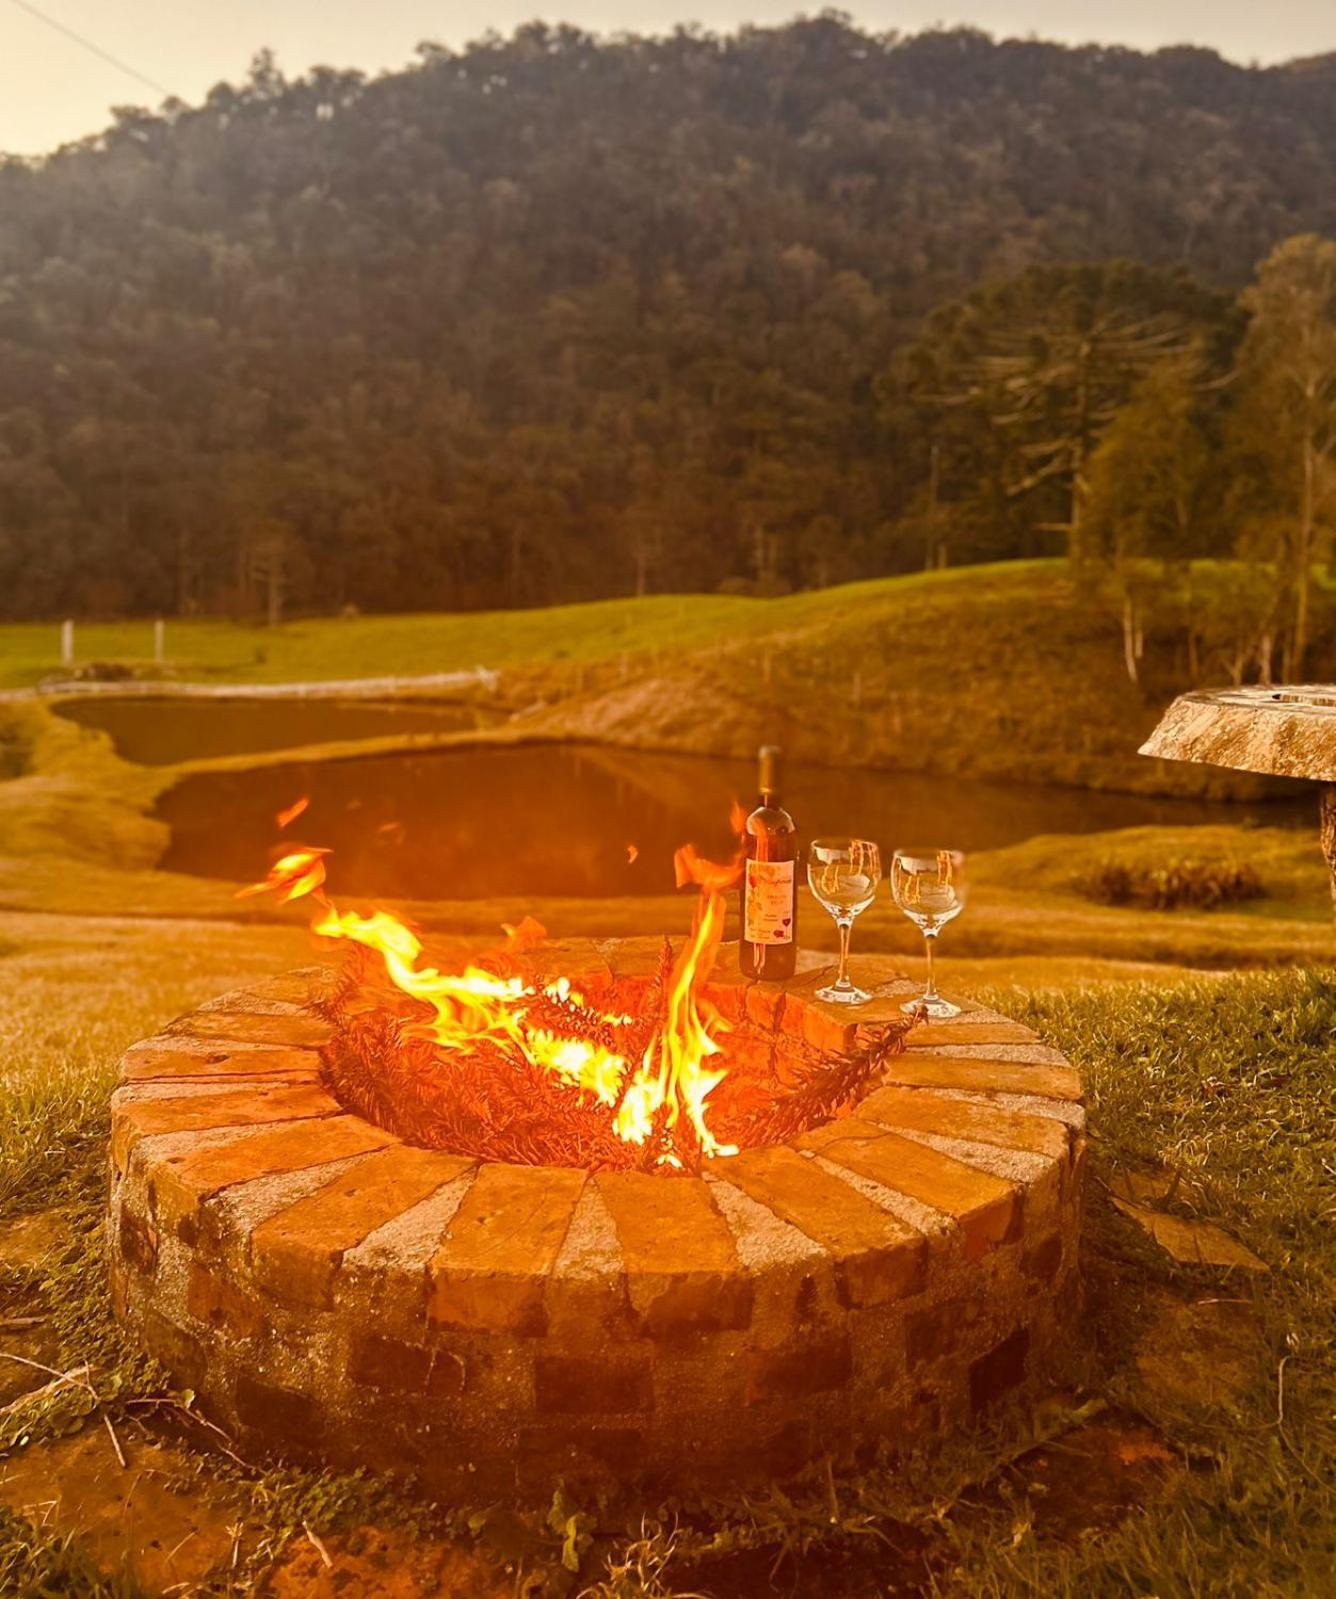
[234,1374,323,1442]
[187,1261,264,1337]
[597,1172,751,1339]
[147,1116,395,1235]
[428,1164,585,1334]
[251,1146,473,1308]
[142,1311,206,1390]
[120,1042,322,1083]
[530,941,615,994]
[879,1053,1083,1102]
[545,1183,634,1339]
[748,1333,851,1402]
[699,966,750,1023]
[799,1118,1019,1260]
[111,1084,341,1174]
[766,993,859,1056]
[349,1333,464,1397]
[718,1147,926,1307]
[906,1296,977,1364]
[166,1009,332,1047]
[1023,1233,1064,1283]
[535,1353,654,1415]
[904,1019,1039,1049]
[970,1327,1029,1412]
[118,1206,158,1277]
[921,1043,1069,1066]
[744,982,786,1030]
[858,1087,1072,1163]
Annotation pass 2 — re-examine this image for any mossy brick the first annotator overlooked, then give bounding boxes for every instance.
[535,1353,654,1415]
[234,1373,324,1442]
[878,1052,1082,1102]
[142,1311,206,1390]
[718,1146,926,1308]
[747,1333,852,1402]
[428,1164,585,1334]
[117,1206,158,1277]
[187,1260,264,1337]
[166,1009,332,1048]
[597,1171,751,1339]
[799,1118,1019,1260]
[120,1041,322,1083]
[904,1019,1039,1049]
[970,1327,1030,1411]
[251,1146,474,1308]
[147,1116,395,1234]
[858,1086,1072,1163]
[349,1332,465,1397]
[111,1084,341,1174]
[1022,1233,1064,1284]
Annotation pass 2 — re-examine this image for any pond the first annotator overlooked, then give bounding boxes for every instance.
[53,695,487,765]
[153,742,1310,900]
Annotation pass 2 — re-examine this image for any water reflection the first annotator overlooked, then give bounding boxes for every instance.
[154,742,1307,900]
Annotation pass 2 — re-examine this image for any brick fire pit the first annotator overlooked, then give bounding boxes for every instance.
[107,937,1085,1499]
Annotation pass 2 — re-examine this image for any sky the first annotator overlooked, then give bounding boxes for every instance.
[2,1,1333,156]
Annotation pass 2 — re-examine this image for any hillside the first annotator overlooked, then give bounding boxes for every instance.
[2,20,1335,619]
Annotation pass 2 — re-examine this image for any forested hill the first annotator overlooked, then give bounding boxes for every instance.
[2,18,1335,620]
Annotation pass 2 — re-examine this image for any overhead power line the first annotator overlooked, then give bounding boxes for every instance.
[7,0,172,100]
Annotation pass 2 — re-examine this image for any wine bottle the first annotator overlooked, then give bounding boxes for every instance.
[739,745,798,980]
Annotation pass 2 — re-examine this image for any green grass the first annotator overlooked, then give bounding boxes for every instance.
[0,563,1059,690]
[0,948,1331,1594]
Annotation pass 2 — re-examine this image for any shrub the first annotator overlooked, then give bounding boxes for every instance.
[1081,857,1264,910]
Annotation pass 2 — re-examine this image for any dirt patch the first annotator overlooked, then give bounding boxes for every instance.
[257,1523,509,1598]
[1001,1414,1181,1544]
[1136,1292,1265,1413]
[0,1426,248,1595]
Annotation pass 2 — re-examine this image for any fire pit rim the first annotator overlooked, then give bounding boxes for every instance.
[107,936,1087,1500]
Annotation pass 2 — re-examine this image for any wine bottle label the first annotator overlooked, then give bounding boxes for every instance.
[745,859,795,944]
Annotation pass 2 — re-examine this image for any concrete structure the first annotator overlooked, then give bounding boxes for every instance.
[1142,684,1336,903]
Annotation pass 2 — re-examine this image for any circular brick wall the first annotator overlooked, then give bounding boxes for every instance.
[107,937,1086,1500]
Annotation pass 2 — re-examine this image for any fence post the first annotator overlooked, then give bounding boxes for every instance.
[154,618,165,664]
[60,619,74,667]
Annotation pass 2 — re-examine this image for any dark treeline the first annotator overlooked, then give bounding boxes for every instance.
[1,15,1335,621]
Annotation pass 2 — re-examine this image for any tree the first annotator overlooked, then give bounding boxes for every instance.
[1230,235,1336,679]
[1083,358,1214,682]
[903,262,1234,562]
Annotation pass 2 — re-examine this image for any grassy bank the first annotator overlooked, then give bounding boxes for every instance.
[2,561,1317,797]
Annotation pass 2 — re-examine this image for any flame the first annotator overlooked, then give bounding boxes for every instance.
[276,795,310,829]
[241,828,742,1161]
[615,843,741,1156]
[626,843,639,865]
[236,846,330,902]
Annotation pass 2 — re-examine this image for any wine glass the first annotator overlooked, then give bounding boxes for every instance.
[807,838,882,1004]
[889,849,968,1018]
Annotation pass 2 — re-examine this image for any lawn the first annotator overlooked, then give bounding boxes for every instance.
[0,930,1330,1595]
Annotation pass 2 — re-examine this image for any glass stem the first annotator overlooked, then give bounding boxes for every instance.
[923,929,938,1001]
[836,917,853,988]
